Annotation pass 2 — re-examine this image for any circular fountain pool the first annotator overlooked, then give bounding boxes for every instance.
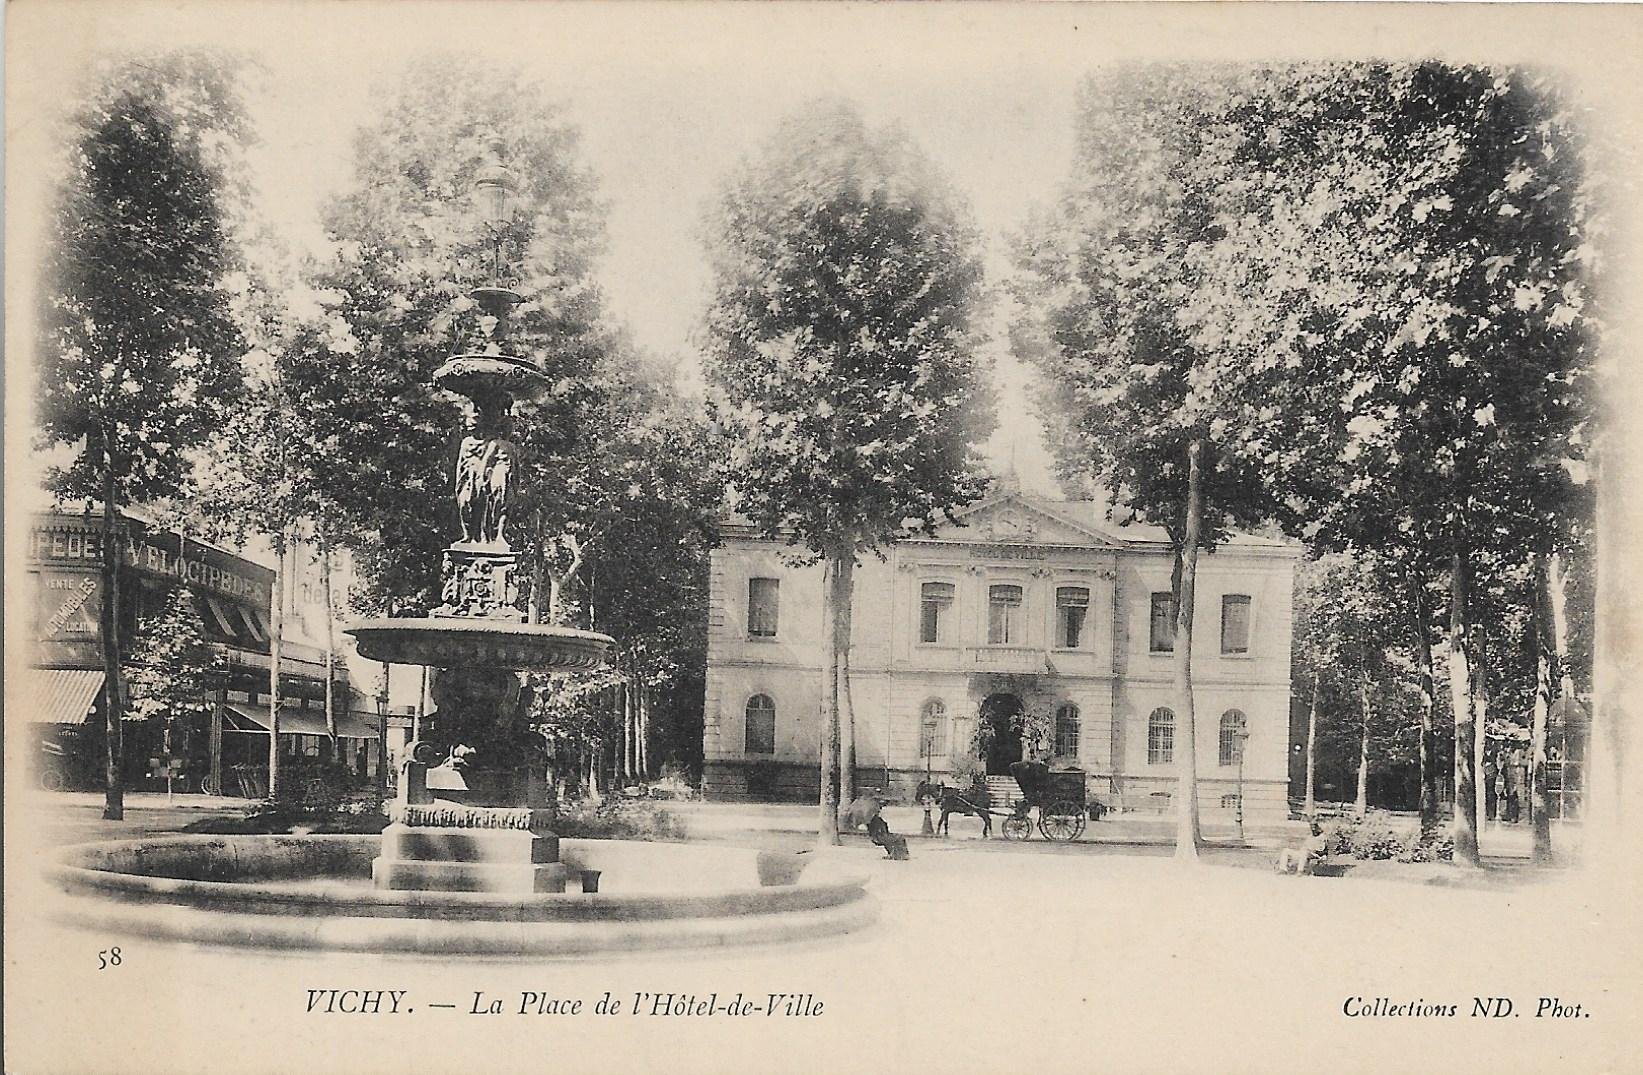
[48,836,876,959]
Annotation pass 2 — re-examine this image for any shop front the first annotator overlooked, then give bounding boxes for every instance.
[22,510,382,797]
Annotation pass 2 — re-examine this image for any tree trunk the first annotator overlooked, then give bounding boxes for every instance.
[817,553,848,846]
[1172,439,1206,860]
[320,527,339,758]
[1409,560,1441,837]
[638,685,650,781]
[99,439,125,821]
[529,512,545,625]
[379,660,391,796]
[1471,632,1491,836]
[1355,680,1372,820]
[1447,549,1481,866]
[1303,678,1320,819]
[840,567,857,808]
[267,534,286,802]
[623,675,636,783]
[1531,549,1554,864]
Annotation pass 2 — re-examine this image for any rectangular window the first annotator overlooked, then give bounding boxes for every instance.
[1149,592,1176,653]
[1056,586,1090,649]
[988,584,1023,645]
[920,581,955,644]
[747,577,779,638]
[1221,594,1252,655]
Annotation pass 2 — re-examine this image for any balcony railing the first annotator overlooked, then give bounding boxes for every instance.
[967,645,1048,673]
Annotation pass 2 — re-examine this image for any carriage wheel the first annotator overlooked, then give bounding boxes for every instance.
[1001,813,1033,841]
[1039,801,1085,842]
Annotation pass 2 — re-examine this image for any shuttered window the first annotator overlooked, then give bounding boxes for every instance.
[1057,586,1089,649]
[747,578,779,638]
[1149,592,1176,653]
[1221,594,1251,654]
[920,582,954,644]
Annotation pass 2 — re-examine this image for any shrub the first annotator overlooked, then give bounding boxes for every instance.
[552,796,686,841]
[1323,811,1458,863]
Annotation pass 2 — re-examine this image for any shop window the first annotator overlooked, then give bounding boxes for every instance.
[744,694,776,754]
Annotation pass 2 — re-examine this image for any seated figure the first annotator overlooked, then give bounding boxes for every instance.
[842,792,909,860]
[1276,820,1330,875]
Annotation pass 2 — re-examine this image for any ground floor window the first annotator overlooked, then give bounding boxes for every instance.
[920,700,948,757]
[745,694,776,755]
[1054,703,1080,758]
[1219,709,1247,766]
[1147,707,1174,764]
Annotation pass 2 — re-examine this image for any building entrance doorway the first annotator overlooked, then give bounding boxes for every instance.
[980,693,1024,776]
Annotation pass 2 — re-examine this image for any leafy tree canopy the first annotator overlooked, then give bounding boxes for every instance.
[703,99,996,559]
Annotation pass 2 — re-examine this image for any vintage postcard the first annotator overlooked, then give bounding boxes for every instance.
[5,2,1641,1073]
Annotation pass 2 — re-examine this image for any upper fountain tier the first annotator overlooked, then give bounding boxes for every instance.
[347,616,609,671]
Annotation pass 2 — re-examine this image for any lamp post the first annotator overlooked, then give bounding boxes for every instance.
[920,731,935,836]
[376,663,389,798]
[1232,726,1250,844]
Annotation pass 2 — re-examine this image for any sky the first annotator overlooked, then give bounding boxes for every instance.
[11,2,1643,507]
[9,2,1643,701]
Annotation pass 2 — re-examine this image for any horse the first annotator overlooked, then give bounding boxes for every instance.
[917,781,992,839]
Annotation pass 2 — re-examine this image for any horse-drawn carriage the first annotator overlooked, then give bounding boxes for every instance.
[1001,762,1088,842]
[919,761,1097,843]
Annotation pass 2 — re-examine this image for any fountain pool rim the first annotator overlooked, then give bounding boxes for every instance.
[46,835,878,958]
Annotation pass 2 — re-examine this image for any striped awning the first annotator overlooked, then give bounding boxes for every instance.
[14,668,106,725]
[223,702,378,740]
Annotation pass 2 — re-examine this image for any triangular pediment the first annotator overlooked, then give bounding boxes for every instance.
[926,494,1127,548]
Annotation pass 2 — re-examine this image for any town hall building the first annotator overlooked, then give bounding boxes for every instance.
[702,489,1299,822]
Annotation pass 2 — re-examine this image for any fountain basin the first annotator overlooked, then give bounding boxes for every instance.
[46,836,876,958]
[434,353,550,399]
[347,618,611,670]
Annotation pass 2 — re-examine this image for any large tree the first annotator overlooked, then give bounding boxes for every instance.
[1178,63,1600,863]
[290,54,615,616]
[1012,67,1278,860]
[1020,62,1598,865]
[34,52,249,820]
[702,100,995,843]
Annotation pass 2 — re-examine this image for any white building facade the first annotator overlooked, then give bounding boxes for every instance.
[702,492,1299,822]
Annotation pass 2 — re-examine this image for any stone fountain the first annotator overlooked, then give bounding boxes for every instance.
[347,137,610,894]
[41,136,875,957]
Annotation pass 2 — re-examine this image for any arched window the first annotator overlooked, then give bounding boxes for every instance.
[744,694,776,755]
[1147,707,1175,765]
[920,700,948,757]
[1055,703,1081,759]
[1219,709,1248,766]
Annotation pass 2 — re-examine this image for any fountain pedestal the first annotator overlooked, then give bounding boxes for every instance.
[373,806,570,894]
[362,659,590,895]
